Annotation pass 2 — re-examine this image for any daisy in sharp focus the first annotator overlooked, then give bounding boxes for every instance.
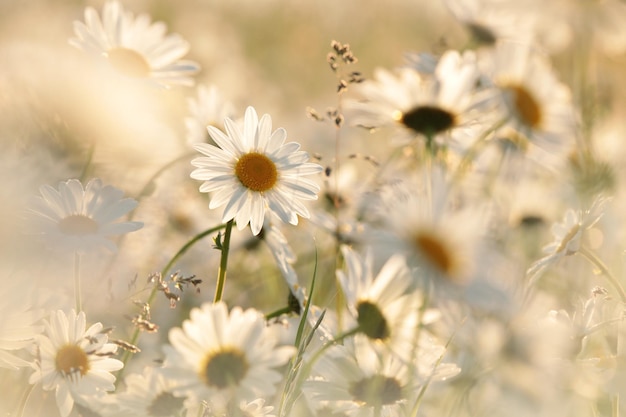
[190,106,323,236]
[26,178,143,253]
[162,301,296,408]
[69,0,200,87]
[28,310,123,417]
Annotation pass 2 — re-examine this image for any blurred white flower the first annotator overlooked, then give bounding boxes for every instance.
[190,106,323,236]
[527,196,610,283]
[114,366,186,417]
[185,84,237,145]
[69,0,200,87]
[337,245,428,360]
[370,172,489,286]
[26,178,143,253]
[444,0,534,46]
[346,50,493,153]
[304,335,458,417]
[29,310,123,417]
[482,42,577,169]
[162,301,296,407]
[502,0,626,55]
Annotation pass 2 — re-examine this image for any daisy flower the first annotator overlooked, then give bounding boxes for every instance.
[337,245,425,360]
[443,0,534,46]
[190,106,323,236]
[482,42,577,169]
[28,310,123,417]
[345,49,493,153]
[162,301,296,407]
[114,366,186,417]
[26,178,143,253]
[69,0,200,87]
[185,84,237,145]
[304,335,458,417]
[370,172,488,286]
[527,196,610,283]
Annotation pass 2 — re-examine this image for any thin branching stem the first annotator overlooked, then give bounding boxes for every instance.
[118,222,228,374]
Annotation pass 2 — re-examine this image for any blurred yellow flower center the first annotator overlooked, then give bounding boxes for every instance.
[147,392,185,417]
[397,106,456,136]
[349,375,403,407]
[201,348,249,389]
[55,344,90,376]
[356,300,390,340]
[414,232,455,276]
[106,47,151,78]
[507,85,542,128]
[235,152,278,192]
[58,215,99,236]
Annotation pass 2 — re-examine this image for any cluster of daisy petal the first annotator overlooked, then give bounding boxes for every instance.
[5,0,626,417]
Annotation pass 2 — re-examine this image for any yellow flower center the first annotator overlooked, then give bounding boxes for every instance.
[58,215,99,236]
[55,344,90,377]
[414,232,455,276]
[200,348,249,389]
[106,47,151,78]
[235,152,278,192]
[507,85,542,128]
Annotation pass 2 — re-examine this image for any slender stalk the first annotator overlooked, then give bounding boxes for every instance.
[79,142,96,183]
[73,252,82,313]
[130,151,197,220]
[578,246,626,303]
[118,222,228,372]
[265,306,293,320]
[214,219,234,303]
[14,381,35,417]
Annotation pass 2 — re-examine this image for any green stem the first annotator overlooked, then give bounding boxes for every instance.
[74,252,82,313]
[265,306,293,320]
[306,327,360,371]
[79,142,96,183]
[118,222,228,374]
[214,219,234,303]
[578,246,626,303]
